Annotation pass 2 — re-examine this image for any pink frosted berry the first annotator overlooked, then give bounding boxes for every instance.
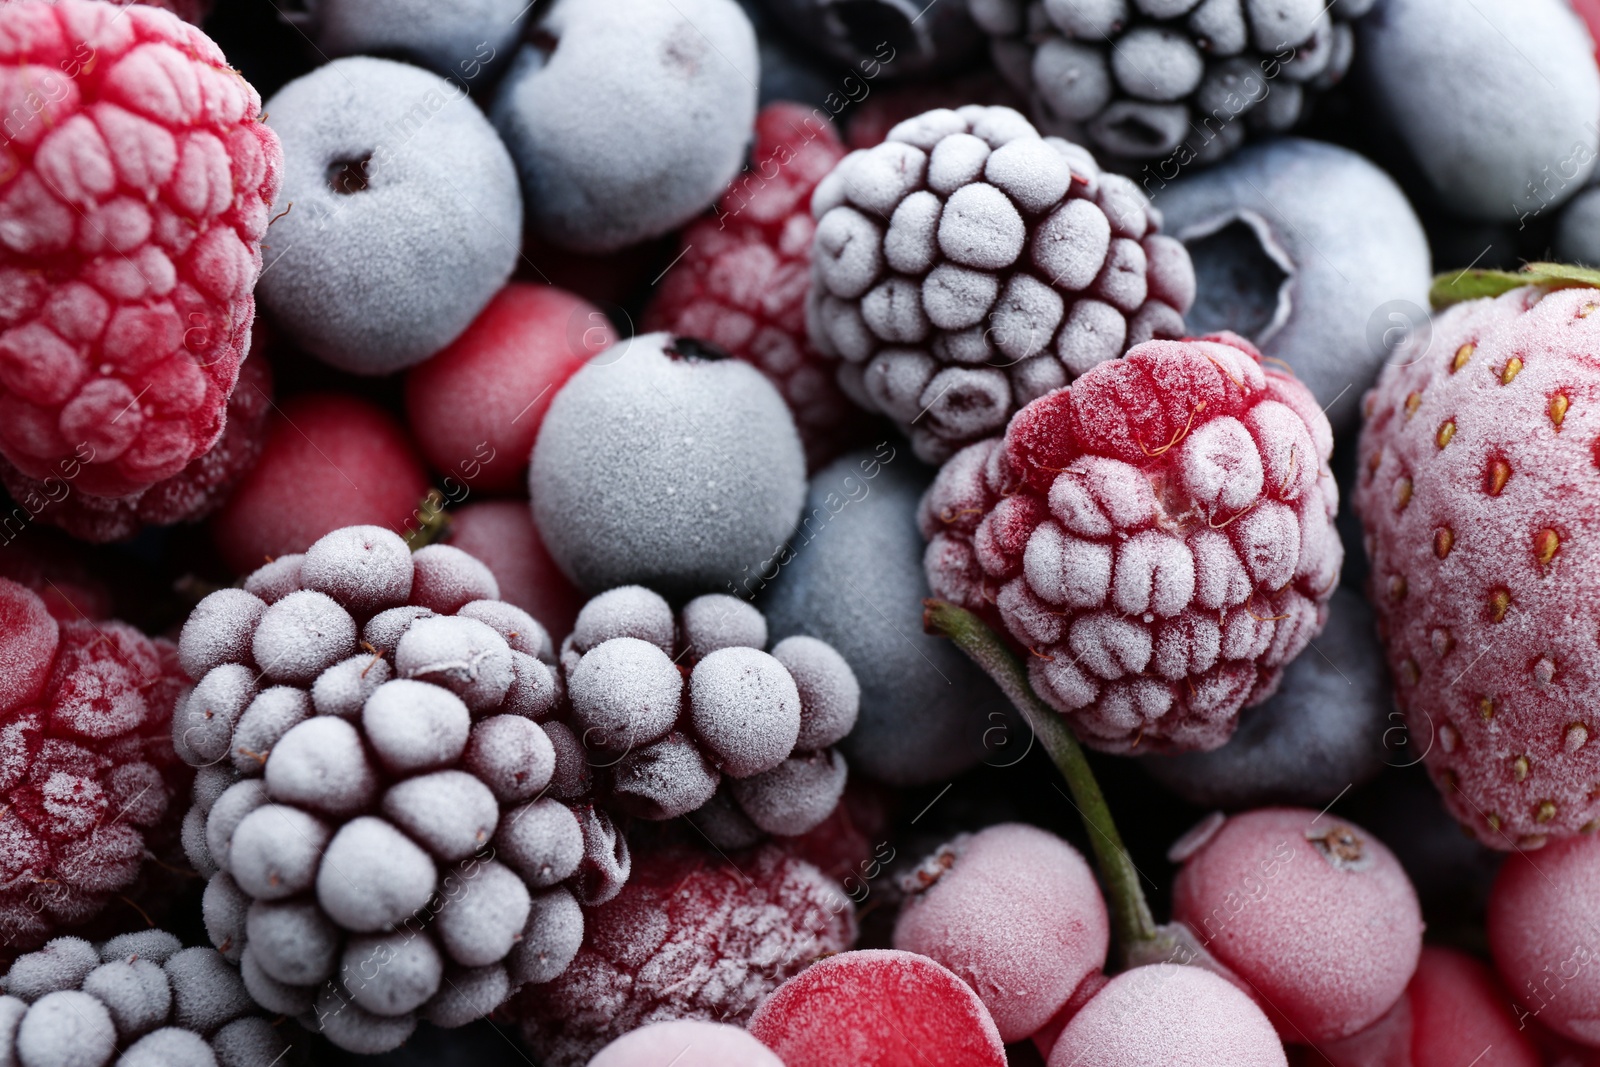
[1489,834,1600,1047]
[1170,807,1423,1043]
[445,500,584,639]
[1047,963,1287,1067]
[590,1020,785,1067]
[0,0,281,499]
[892,822,1109,1042]
[920,333,1340,752]
[748,949,1007,1067]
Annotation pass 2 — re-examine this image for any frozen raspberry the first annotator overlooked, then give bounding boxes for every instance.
[921,333,1339,752]
[1170,808,1423,1044]
[0,346,272,543]
[0,933,307,1066]
[591,1019,785,1067]
[972,0,1365,167]
[748,949,1007,1067]
[405,283,612,494]
[643,103,864,469]
[1489,834,1600,1047]
[529,332,806,598]
[209,393,430,574]
[557,589,856,834]
[807,105,1196,463]
[1355,285,1600,847]
[0,580,192,954]
[1317,946,1541,1067]
[446,500,584,639]
[892,823,1108,1042]
[172,527,607,1052]
[515,844,857,1067]
[0,0,281,499]
[1047,963,1287,1066]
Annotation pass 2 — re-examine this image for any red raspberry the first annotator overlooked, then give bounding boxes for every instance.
[1355,285,1600,848]
[920,333,1341,752]
[643,103,863,468]
[0,578,191,953]
[0,347,271,542]
[513,843,856,1067]
[0,0,281,499]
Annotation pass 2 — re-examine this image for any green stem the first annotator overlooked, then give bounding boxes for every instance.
[923,598,1158,952]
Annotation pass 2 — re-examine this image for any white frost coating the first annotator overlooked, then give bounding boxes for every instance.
[362,680,472,775]
[264,716,377,816]
[301,526,414,616]
[861,277,931,343]
[1096,678,1175,733]
[495,799,583,887]
[205,780,269,875]
[117,1027,215,1067]
[507,887,583,986]
[999,578,1067,647]
[2,939,99,1002]
[1190,529,1253,610]
[1057,298,1127,376]
[310,654,391,719]
[1032,198,1111,291]
[16,991,116,1067]
[464,715,555,804]
[1154,613,1222,679]
[251,590,358,686]
[1113,531,1196,617]
[162,948,254,1033]
[313,984,415,1054]
[395,615,515,712]
[884,190,943,275]
[938,183,1026,270]
[240,946,315,1015]
[814,207,885,299]
[316,817,438,933]
[845,141,929,215]
[246,900,339,987]
[885,107,969,150]
[1233,501,1300,588]
[242,555,303,605]
[689,647,802,778]
[421,964,509,1028]
[179,589,266,681]
[231,686,310,777]
[570,586,675,655]
[381,771,500,862]
[213,1016,294,1067]
[927,133,991,195]
[501,652,557,720]
[81,958,170,1038]
[993,274,1066,363]
[341,932,442,1017]
[921,367,1012,439]
[175,664,257,767]
[99,931,183,966]
[1179,416,1264,513]
[201,872,249,963]
[1086,456,1160,529]
[1245,400,1316,501]
[1025,521,1113,608]
[409,544,500,615]
[864,349,938,424]
[985,137,1074,213]
[1030,654,1099,712]
[567,638,683,752]
[433,860,530,968]
[1069,611,1153,680]
[772,636,860,751]
[228,803,332,901]
[458,600,551,661]
[922,263,1000,330]
[729,749,847,836]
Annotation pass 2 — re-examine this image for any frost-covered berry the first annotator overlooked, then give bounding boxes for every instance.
[1489,835,1600,1047]
[0,580,192,952]
[1171,808,1423,1043]
[260,58,522,374]
[807,105,1195,462]
[748,950,1008,1067]
[555,590,857,837]
[173,528,609,1051]
[975,0,1366,168]
[446,500,585,638]
[0,0,282,500]
[921,333,1340,752]
[530,332,807,598]
[892,823,1109,1041]
[0,934,307,1065]
[515,845,856,1067]
[591,1019,785,1067]
[282,0,529,80]
[490,0,758,253]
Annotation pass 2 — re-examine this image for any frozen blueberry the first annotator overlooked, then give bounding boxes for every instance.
[690,647,802,778]
[490,0,758,252]
[570,586,676,655]
[1357,0,1600,222]
[287,0,529,80]
[1141,589,1388,808]
[751,0,980,77]
[1155,138,1431,435]
[760,451,1008,784]
[261,57,522,374]
[395,615,515,712]
[530,333,807,598]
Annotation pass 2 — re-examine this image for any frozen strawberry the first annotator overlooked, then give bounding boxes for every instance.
[747,949,1007,1067]
[920,333,1340,752]
[405,284,612,494]
[1355,285,1600,846]
[515,844,855,1067]
[209,393,429,574]
[0,0,281,499]
[0,349,272,543]
[446,500,583,640]
[0,579,192,953]
[643,103,862,468]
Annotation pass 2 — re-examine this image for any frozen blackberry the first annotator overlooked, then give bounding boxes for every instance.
[171,527,608,1052]
[556,590,857,837]
[0,580,192,954]
[0,933,308,1066]
[806,105,1195,462]
[973,0,1371,167]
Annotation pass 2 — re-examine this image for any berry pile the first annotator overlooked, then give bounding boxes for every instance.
[921,332,1340,751]
[0,0,280,499]
[0,579,191,954]
[170,526,620,1052]
[0,931,304,1066]
[807,105,1196,463]
[554,586,858,838]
